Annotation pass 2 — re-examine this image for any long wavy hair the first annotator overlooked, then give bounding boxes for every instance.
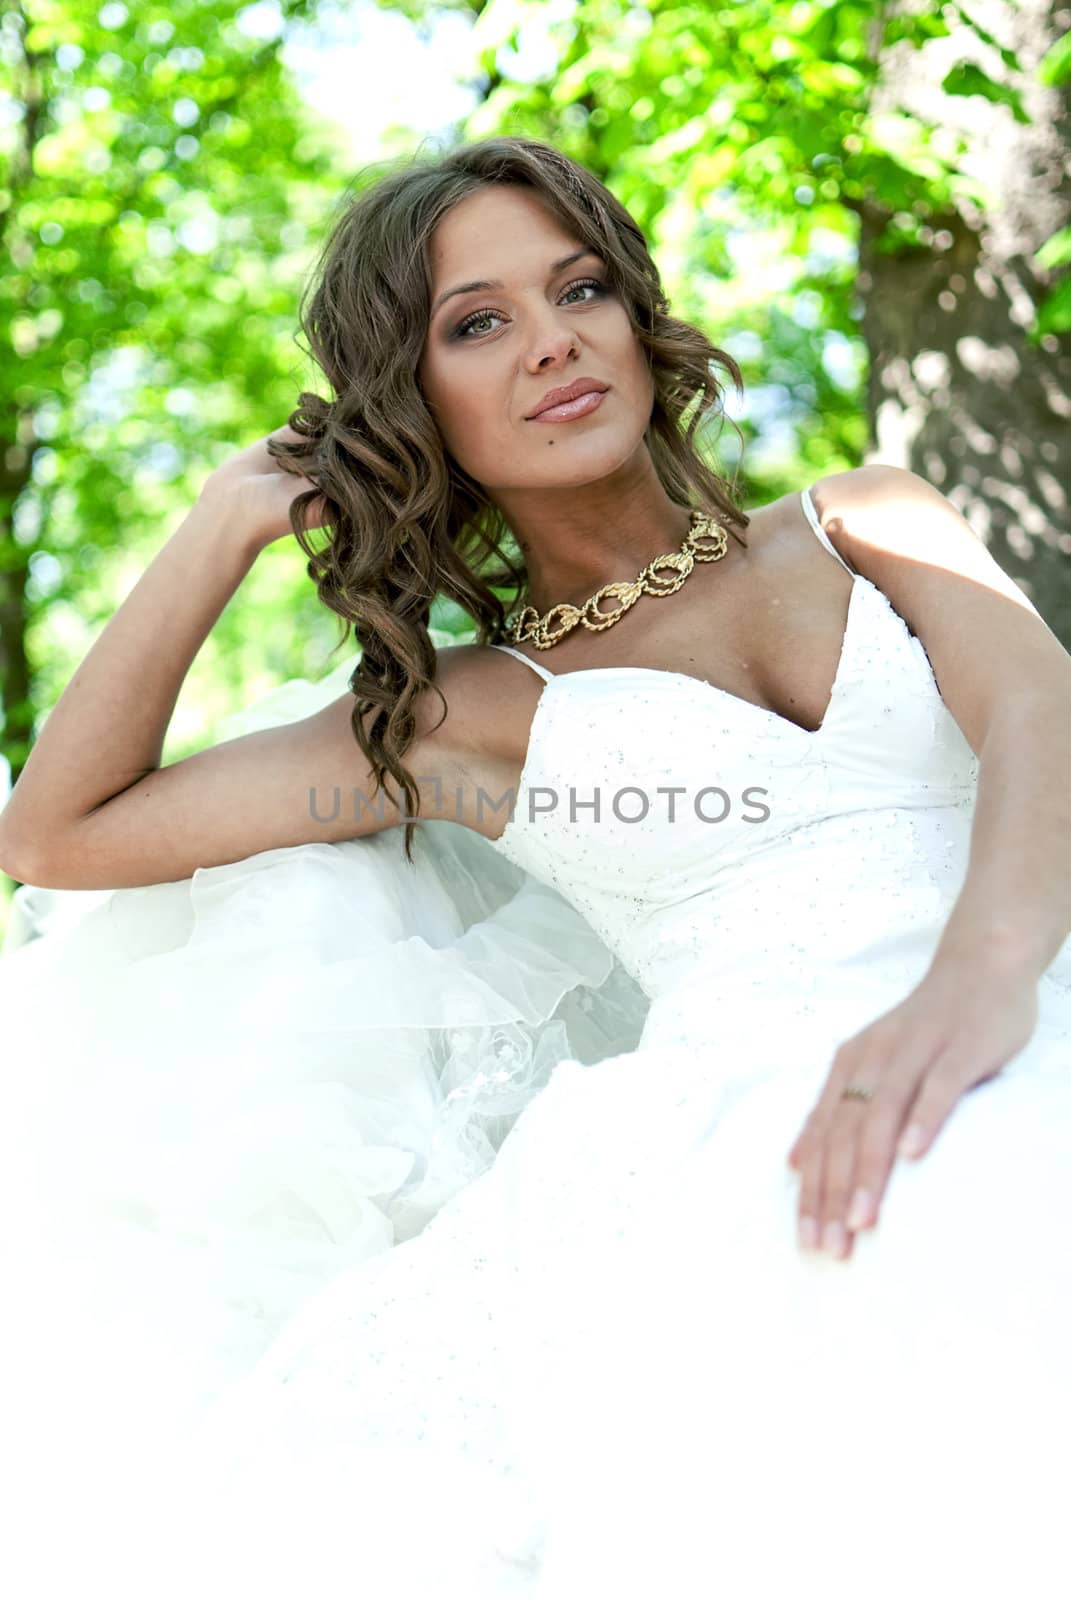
[268,135,750,863]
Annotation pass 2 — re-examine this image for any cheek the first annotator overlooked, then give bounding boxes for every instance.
[620,337,653,392]
[434,387,512,473]
[418,364,463,447]
[630,361,656,428]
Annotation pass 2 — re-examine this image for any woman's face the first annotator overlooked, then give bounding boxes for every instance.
[417,184,656,503]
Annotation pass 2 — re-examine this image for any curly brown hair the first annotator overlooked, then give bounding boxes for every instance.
[267,135,750,864]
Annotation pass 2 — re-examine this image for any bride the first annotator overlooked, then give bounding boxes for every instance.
[2,135,1070,1599]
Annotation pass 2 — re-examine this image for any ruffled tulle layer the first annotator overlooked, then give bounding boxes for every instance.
[0,646,648,1597]
[4,824,646,1253]
[1,642,647,1266]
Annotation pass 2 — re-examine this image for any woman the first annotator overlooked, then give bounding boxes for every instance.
[2,136,1070,1598]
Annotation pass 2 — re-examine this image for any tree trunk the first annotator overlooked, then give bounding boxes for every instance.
[856,0,1071,646]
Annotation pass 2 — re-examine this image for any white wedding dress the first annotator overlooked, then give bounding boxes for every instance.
[3,488,1070,1599]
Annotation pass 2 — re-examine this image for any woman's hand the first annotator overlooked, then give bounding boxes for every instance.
[202,424,332,553]
[786,958,1041,1262]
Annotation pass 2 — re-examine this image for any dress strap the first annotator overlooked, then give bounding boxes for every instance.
[490,643,556,684]
[800,486,858,577]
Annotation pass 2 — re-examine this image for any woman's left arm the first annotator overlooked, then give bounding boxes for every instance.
[786,464,1071,1262]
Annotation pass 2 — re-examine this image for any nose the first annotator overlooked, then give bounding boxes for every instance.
[527,324,580,371]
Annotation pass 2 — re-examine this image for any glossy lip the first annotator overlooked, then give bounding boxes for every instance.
[525,377,609,420]
[527,389,608,424]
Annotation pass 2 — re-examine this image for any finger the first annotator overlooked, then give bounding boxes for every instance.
[788,1078,848,1185]
[842,1094,914,1233]
[892,1057,972,1161]
[794,1049,882,1258]
[794,1127,826,1253]
[786,1125,809,1169]
[791,1093,846,1249]
[813,1106,864,1260]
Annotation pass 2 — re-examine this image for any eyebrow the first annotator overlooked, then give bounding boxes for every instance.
[430,249,600,320]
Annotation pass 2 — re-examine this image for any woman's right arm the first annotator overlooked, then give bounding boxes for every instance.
[0,430,453,891]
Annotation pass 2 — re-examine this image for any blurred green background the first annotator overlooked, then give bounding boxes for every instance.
[2,0,1070,941]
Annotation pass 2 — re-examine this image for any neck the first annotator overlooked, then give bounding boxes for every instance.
[503,493,697,617]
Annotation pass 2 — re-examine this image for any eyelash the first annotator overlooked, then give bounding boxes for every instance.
[450,277,609,341]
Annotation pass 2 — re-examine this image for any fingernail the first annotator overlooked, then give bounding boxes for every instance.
[898,1124,926,1158]
[798,1215,819,1251]
[846,1188,873,1230]
[821,1219,848,1257]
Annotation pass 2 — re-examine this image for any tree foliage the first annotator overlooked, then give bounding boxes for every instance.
[0,0,348,801]
[2,0,1069,939]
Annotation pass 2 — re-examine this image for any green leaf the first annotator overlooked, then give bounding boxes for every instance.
[1035,276,1071,335]
[942,4,1021,73]
[1035,227,1071,271]
[939,62,1030,125]
[1037,28,1071,86]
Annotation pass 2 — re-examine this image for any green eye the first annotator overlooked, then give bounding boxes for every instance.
[451,278,609,341]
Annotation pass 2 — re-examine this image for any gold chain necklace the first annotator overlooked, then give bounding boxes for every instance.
[505,507,729,650]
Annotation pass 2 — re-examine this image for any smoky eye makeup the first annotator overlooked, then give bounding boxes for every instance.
[447,276,611,342]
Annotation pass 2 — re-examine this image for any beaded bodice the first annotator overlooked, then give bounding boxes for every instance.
[482,488,999,1030]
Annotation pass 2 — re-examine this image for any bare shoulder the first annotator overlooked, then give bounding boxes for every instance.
[801,460,997,586]
[804,464,903,567]
[737,466,894,590]
[808,462,900,517]
[734,479,842,587]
